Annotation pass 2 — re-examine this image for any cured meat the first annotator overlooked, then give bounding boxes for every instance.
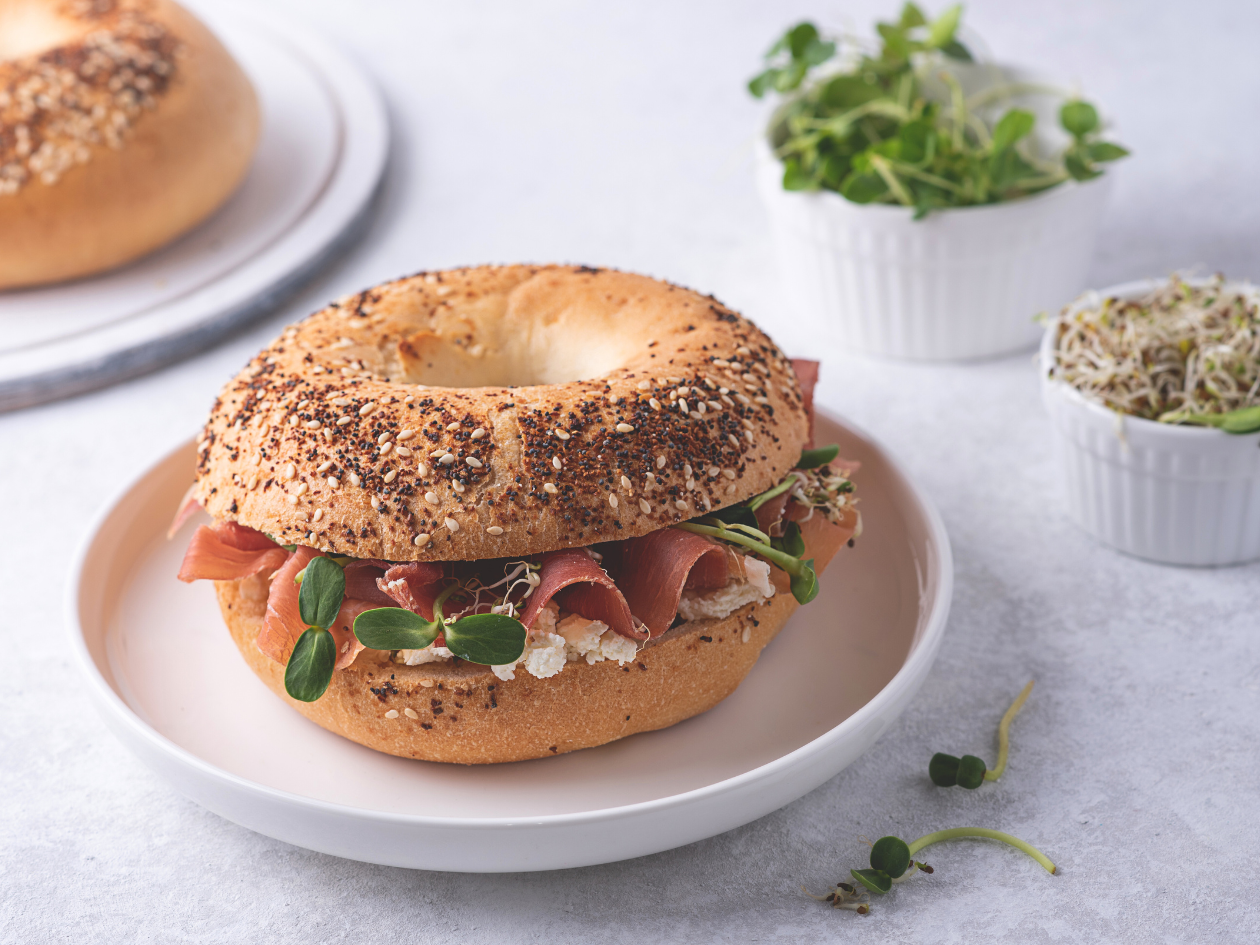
[769,502,858,595]
[612,529,732,637]
[176,522,288,583]
[256,546,318,664]
[790,358,819,448]
[343,560,396,606]
[329,598,377,670]
[167,483,203,539]
[753,492,790,537]
[520,548,640,640]
[377,562,446,619]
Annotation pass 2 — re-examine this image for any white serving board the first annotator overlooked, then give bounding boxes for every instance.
[0,4,388,411]
[69,412,952,872]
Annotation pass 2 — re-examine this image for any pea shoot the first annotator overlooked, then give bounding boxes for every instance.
[749,5,1129,217]
[284,556,346,702]
[928,680,1033,788]
[807,828,1055,913]
[353,585,527,667]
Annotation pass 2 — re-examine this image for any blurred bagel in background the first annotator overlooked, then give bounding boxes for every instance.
[0,0,259,289]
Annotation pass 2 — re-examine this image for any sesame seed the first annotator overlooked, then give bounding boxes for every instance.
[742,626,751,643]
[252,451,262,465]
[380,442,393,456]
[313,509,324,522]
[398,430,415,441]
[543,482,558,494]
[371,497,381,510]
[696,402,707,415]
[439,453,455,465]
[736,394,752,405]
[678,387,690,398]
[621,475,633,490]
[741,418,754,430]
[452,481,466,494]
[446,422,460,432]
[689,410,702,420]
[425,492,439,505]
[467,456,484,468]
[656,456,667,469]
[385,709,399,719]
[721,395,734,407]
[317,461,333,473]
[486,525,504,536]
[649,399,661,411]
[725,483,737,494]
[430,448,447,459]
[702,495,712,511]
[286,494,298,506]
[678,400,689,414]
[377,432,392,446]
[444,517,459,532]
[283,463,296,480]
[327,476,340,488]
[404,396,415,405]
[471,428,486,439]
[554,428,570,440]
[383,469,397,483]
[616,423,635,433]
[329,397,350,407]
[414,533,430,547]
[708,466,720,477]
[686,478,696,490]
[745,430,755,443]
[639,498,652,514]
[548,456,561,471]
[395,446,412,457]
[728,434,740,447]
[403,707,420,719]
[417,463,429,477]
[359,402,375,416]
[667,376,682,383]
[349,472,361,487]
[722,469,736,479]
[295,482,309,496]
[609,493,618,508]
[637,380,651,390]
[743,373,757,383]
[713,359,730,368]
[737,345,751,356]
[707,401,721,411]
[420,679,434,688]
[304,420,321,430]
[336,416,352,426]
[754,396,770,405]
[288,415,298,426]
[248,476,259,490]
[755,362,771,375]
[684,464,693,477]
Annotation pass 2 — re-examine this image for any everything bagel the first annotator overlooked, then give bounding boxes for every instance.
[179,265,862,764]
[0,0,259,288]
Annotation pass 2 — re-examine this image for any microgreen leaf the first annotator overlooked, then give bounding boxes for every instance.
[928,752,960,786]
[298,556,345,630]
[870,836,912,878]
[284,628,336,702]
[957,754,987,789]
[1064,152,1101,181]
[1060,100,1099,138]
[442,613,527,666]
[841,170,888,204]
[709,503,762,532]
[797,444,840,469]
[775,520,806,558]
[782,158,816,191]
[850,868,892,894]
[926,4,962,48]
[676,522,820,606]
[790,557,819,604]
[1086,141,1130,163]
[899,2,927,29]
[1171,404,1260,434]
[748,69,777,99]
[990,108,1035,153]
[353,607,441,651]
[939,38,973,61]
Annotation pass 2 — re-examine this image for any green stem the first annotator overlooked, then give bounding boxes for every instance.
[870,154,914,206]
[431,582,462,626]
[747,474,798,512]
[985,679,1034,780]
[676,522,809,579]
[908,828,1056,875]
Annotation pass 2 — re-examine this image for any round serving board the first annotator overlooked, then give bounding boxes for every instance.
[0,3,388,411]
[69,412,952,872]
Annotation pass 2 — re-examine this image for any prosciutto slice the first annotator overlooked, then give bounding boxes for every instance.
[256,546,318,664]
[520,548,640,640]
[177,521,289,583]
[377,562,446,619]
[612,529,732,637]
[343,560,396,606]
[790,358,819,448]
[167,483,203,539]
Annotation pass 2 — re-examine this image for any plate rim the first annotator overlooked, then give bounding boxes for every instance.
[0,2,389,411]
[68,408,953,833]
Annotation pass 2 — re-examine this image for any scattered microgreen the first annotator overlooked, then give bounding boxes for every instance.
[806,828,1054,914]
[750,6,1128,216]
[797,444,841,469]
[930,680,1033,787]
[284,555,347,703]
[774,520,806,558]
[1165,404,1260,435]
[352,581,527,668]
[678,520,820,604]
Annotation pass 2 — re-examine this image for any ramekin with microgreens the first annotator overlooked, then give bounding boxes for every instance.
[750,5,1128,361]
[1041,275,1260,566]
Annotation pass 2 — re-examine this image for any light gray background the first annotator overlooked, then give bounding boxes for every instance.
[3,1,1258,941]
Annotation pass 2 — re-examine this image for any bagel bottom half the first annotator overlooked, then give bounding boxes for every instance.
[215,577,800,765]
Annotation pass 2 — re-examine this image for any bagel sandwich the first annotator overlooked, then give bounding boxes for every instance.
[175,265,861,764]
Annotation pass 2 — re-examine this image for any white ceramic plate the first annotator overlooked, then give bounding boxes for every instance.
[0,3,388,411]
[69,412,952,872]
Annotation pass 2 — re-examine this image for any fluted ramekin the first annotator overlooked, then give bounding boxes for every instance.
[1040,280,1260,566]
[756,139,1111,361]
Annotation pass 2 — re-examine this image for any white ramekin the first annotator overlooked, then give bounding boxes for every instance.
[1040,280,1260,566]
[755,139,1111,361]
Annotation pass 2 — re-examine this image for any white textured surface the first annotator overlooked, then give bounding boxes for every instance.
[2,0,1259,941]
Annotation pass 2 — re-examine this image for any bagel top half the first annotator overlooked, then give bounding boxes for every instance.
[195,265,809,561]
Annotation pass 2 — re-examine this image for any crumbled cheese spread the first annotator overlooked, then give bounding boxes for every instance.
[677,556,773,621]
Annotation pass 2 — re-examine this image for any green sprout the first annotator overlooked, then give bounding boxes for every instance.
[930,679,1033,788]
[806,828,1054,913]
[353,583,527,667]
[284,556,346,703]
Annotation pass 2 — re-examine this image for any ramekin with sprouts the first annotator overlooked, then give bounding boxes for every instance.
[1040,275,1260,566]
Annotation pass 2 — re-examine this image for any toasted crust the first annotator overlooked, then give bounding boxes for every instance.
[195,265,810,562]
[0,0,259,288]
[216,575,801,764]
